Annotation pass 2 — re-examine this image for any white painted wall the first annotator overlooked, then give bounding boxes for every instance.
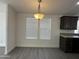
[16,14,60,48]
[5,5,16,54]
[0,2,8,47]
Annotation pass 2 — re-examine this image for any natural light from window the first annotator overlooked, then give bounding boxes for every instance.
[26,17,51,40]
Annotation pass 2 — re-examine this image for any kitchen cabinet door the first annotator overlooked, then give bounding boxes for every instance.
[60,16,78,30]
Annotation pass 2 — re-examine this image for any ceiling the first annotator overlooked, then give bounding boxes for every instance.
[0,0,79,15]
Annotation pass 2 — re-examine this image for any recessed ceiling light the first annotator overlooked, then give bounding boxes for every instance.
[76,1,79,5]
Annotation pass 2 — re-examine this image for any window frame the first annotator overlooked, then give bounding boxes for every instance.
[25,17,51,40]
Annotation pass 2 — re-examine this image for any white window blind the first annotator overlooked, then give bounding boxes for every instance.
[26,18,38,39]
[26,17,51,40]
[40,18,51,40]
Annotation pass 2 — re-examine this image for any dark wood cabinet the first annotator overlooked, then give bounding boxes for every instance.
[60,36,79,52]
[60,36,73,52]
[72,38,79,52]
[60,16,78,30]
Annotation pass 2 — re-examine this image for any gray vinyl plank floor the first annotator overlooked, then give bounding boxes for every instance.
[0,47,5,55]
[2,47,79,59]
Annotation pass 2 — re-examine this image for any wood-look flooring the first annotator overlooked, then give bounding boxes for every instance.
[0,47,5,55]
[1,47,79,59]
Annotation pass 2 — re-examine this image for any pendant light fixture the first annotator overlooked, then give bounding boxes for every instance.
[34,0,44,20]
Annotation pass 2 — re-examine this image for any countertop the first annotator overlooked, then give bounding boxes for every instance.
[60,33,79,38]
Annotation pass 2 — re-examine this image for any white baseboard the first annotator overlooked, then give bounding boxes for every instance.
[5,46,15,55]
[16,44,59,48]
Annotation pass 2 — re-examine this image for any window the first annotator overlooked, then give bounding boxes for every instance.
[26,17,51,40]
[40,18,51,40]
[26,18,38,39]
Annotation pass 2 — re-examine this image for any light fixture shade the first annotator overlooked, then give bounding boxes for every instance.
[34,12,44,20]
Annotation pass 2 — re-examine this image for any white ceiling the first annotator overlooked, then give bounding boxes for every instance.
[0,0,79,15]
